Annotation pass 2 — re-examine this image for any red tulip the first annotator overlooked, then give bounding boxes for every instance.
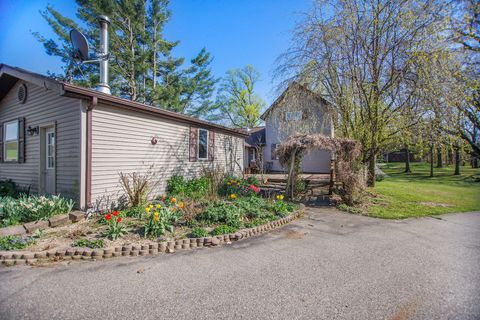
[112,211,119,217]
[117,217,122,223]
[105,214,112,221]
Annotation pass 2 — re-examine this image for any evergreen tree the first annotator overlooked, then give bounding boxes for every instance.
[32,0,218,117]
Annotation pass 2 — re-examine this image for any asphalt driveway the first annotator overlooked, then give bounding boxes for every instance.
[0,208,479,320]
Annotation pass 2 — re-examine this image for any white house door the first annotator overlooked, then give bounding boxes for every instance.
[42,127,56,195]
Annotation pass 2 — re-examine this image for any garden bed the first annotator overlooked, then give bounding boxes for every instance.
[0,208,303,266]
[0,179,75,228]
[0,175,302,266]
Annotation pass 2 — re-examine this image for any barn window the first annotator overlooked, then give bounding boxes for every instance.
[271,143,279,160]
[198,128,208,160]
[4,120,19,161]
[286,111,302,121]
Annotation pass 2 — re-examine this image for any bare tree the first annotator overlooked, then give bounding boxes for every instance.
[276,0,448,186]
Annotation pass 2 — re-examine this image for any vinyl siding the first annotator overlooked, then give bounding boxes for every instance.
[90,104,243,205]
[0,81,82,202]
[264,88,333,173]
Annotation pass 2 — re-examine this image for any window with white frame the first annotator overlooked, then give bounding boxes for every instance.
[285,111,303,121]
[198,128,208,160]
[47,131,55,169]
[4,120,19,161]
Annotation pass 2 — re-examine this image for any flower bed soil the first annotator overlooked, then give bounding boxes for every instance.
[0,208,304,267]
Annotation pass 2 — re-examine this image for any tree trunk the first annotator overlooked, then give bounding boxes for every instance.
[472,156,479,168]
[367,153,376,187]
[405,147,411,173]
[437,147,443,168]
[430,144,434,177]
[454,147,460,175]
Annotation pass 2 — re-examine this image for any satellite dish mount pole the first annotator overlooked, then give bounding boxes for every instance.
[97,15,111,94]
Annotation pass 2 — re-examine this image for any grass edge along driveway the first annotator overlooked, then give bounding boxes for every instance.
[368,163,480,219]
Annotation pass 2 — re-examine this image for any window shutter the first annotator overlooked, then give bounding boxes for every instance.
[189,126,198,162]
[271,143,276,160]
[208,130,215,161]
[18,117,25,163]
[0,123,3,163]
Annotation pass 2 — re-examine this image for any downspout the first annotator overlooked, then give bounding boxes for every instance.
[86,96,97,208]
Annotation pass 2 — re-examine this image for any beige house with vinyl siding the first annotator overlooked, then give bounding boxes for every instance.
[0,64,246,210]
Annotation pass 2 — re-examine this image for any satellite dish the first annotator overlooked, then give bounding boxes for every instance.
[70,28,89,61]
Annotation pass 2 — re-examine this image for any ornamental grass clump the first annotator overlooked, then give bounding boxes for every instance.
[104,211,127,240]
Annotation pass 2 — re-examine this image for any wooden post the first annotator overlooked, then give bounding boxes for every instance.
[287,149,297,200]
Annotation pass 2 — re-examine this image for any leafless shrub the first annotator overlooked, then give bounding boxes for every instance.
[277,133,366,205]
[119,171,154,207]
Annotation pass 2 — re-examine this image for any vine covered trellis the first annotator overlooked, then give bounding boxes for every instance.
[276,134,365,205]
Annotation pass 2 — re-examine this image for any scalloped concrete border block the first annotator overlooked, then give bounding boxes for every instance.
[0,210,302,267]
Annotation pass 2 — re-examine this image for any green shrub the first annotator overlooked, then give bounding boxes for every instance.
[0,180,17,198]
[73,238,104,249]
[337,203,364,215]
[190,227,209,238]
[212,224,238,235]
[166,175,186,196]
[196,200,242,227]
[166,175,211,200]
[235,197,268,219]
[0,235,36,251]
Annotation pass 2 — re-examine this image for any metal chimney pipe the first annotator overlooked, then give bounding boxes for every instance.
[96,15,111,94]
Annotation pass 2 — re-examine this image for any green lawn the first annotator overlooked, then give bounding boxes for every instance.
[368,162,480,219]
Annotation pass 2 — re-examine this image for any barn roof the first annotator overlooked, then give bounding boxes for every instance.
[260,82,333,121]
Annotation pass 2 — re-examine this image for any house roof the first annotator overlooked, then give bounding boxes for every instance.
[0,64,248,138]
[243,126,265,147]
[260,81,333,121]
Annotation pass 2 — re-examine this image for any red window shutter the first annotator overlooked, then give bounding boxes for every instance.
[18,117,25,163]
[208,130,215,161]
[0,123,3,163]
[189,126,198,162]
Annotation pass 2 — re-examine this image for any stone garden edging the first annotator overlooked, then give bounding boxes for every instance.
[0,211,85,237]
[0,207,304,267]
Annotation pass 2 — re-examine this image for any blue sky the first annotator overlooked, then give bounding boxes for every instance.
[0,0,312,105]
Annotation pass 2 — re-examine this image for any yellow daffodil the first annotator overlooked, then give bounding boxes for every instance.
[156,204,161,209]
[149,204,154,209]
[230,194,237,200]
[154,215,159,221]
[279,195,284,200]
[145,207,151,213]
